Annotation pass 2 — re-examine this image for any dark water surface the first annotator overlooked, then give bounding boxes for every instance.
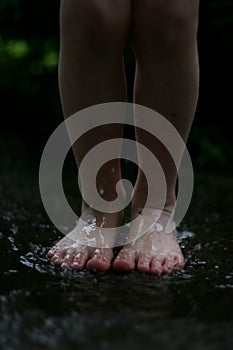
[1,140,233,350]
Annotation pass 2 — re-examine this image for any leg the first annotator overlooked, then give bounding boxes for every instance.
[48,0,131,271]
[114,0,199,274]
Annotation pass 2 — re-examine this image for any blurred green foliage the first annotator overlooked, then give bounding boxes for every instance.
[0,0,232,173]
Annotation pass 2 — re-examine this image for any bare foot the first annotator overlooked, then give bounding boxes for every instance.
[47,207,123,272]
[113,208,185,275]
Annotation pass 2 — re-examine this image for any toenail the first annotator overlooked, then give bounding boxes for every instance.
[154,266,162,274]
[61,263,69,268]
[94,255,102,260]
[53,259,60,264]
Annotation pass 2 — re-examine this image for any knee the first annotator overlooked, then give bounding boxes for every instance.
[132,0,199,60]
[60,0,129,58]
[162,1,199,41]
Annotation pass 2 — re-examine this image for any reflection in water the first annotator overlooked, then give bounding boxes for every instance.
[0,152,233,350]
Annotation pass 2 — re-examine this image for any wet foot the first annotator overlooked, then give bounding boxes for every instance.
[47,207,123,272]
[113,208,185,275]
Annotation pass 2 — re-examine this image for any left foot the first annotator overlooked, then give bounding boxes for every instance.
[113,208,185,275]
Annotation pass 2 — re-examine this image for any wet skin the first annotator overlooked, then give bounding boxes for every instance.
[47,207,123,272]
[48,207,185,275]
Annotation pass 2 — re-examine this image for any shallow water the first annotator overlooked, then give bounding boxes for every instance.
[1,143,233,350]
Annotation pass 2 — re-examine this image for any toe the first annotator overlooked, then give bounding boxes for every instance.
[47,245,58,258]
[150,257,163,275]
[161,257,174,274]
[173,255,185,270]
[161,253,185,274]
[137,253,151,273]
[86,249,112,272]
[71,251,88,271]
[113,247,136,272]
[60,249,75,268]
[51,250,66,266]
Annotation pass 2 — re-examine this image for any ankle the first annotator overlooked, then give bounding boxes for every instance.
[131,194,176,218]
[163,196,177,213]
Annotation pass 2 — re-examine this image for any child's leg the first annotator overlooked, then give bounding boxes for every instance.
[48,0,131,271]
[114,0,199,274]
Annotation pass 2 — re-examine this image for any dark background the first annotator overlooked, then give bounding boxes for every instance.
[0,0,232,174]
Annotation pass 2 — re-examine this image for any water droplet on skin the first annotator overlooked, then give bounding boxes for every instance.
[155,223,163,232]
[99,188,104,195]
[138,219,144,233]
[71,242,79,249]
[83,224,95,235]
[100,216,106,227]
[82,236,97,246]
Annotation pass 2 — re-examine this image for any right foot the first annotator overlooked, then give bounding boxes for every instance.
[47,207,124,272]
